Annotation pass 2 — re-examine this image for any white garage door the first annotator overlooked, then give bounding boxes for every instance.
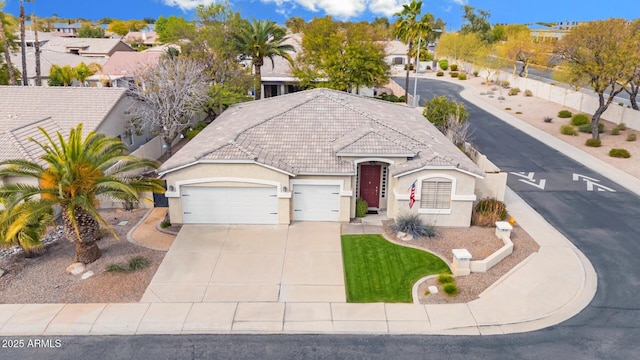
[181,186,278,224]
[293,185,340,221]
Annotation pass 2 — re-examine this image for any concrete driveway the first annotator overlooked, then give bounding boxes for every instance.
[140,222,346,303]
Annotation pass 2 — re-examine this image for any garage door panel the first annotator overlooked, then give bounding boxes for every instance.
[293,185,340,221]
[182,186,277,224]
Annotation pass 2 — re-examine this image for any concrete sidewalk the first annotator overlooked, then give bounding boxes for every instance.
[0,78,604,336]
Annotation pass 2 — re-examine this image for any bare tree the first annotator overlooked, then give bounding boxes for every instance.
[446,112,472,148]
[128,56,210,157]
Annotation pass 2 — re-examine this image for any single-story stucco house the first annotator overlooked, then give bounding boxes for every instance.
[158,88,484,227]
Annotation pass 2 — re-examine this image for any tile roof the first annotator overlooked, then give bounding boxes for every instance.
[384,40,409,56]
[95,51,162,77]
[159,88,482,178]
[9,49,107,81]
[41,37,132,56]
[0,86,127,162]
[260,33,300,79]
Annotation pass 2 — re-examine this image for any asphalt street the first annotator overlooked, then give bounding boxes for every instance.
[3,78,639,359]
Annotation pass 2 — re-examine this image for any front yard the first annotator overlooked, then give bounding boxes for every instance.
[341,234,450,303]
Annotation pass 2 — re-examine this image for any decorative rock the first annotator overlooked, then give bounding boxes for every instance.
[66,262,85,275]
[397,231,406,238]
[0,268,5,278]
[398,232,414,241]
[428,285,438,294]
[81,271,95,280]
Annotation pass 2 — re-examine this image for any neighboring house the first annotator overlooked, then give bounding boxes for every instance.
[9,48,107,86]
[13,30,57,47]
[88,51,163,88]
[122,31,160,48]
[384,40,409,68]
[258,33,304,99]
[158,88,483,227]
[52,22,82,37]
[0,87,149,172]
[40,37,134,58]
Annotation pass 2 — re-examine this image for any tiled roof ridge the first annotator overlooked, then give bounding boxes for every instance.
[321,90,431,147]
[7,128,35,162]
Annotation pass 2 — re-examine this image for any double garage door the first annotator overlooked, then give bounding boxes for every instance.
[182,186,278,224]
[181,184,341,224]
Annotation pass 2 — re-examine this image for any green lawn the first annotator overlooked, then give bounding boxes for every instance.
[341,234,450,303]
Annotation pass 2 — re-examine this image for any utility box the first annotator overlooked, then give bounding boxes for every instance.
[495,221,513,239]
[452,248,472,276]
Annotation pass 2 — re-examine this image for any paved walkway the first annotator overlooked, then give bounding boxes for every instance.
[0,78,610,336]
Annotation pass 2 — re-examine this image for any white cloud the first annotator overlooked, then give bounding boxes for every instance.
[449,0,467,5]
[161,0,217,11]
[260,0,405,19]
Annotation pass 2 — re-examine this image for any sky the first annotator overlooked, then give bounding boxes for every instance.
[3,0,640,31]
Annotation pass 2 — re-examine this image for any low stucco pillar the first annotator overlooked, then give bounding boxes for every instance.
[452,248,472,276]
[495,221,513,239]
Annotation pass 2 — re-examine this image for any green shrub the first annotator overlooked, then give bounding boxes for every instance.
[609,148,631,158]
[560,125,578,136]
[543,116,553,123]
[515,111,523,114]
[578,123,604,133]
[404,63,414,71]
[450,64,458,71]
[473,198,507,226]
[106,263,127,273]
[505,107,511,111]
[558,110,572,118]
[450,71,459,78]
[585,139,601,147]
[626,133,637,142]
[508,87,521,96]
[160,221,171,228]
[436,71,444,77]
[439,59,449,71]
[437,274,454,284]
[377,93,405,103]
[611,128,621,135]
[355,198,368,218]
[524,89,533,97]
[500,80,510,88]
[457,73,467,80]
[128,256,150,271]
[391,213,437,238]
[571,114,590,126]
[473,71,479,77]
[185,121,208,140]
[442,283,459,296]
[616,123,627,131]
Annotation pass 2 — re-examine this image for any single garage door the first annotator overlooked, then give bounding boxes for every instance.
[181,186,278,224]
[293,185,340,221]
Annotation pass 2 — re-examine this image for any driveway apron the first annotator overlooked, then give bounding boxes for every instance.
[140,223,345,303]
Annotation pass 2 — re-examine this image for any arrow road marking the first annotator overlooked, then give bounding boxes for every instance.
[509,172,547,190]
[572,173,616,192]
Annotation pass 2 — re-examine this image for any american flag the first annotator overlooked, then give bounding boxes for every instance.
[409,181,416,208]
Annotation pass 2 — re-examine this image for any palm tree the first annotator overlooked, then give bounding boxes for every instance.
[75,62,102,86]
[393,0,423,103]
[0,124,165,264]
[19,0,27,86]
[0,197,52,257]
[233,19,294,100]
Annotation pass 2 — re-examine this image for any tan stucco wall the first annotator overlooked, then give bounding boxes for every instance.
[163,163,291,225]
[96,96,151,153]
[391,169,478,227]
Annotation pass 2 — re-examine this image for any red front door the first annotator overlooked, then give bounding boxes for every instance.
[360,165,381,208]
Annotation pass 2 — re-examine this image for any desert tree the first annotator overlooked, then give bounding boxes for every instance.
[496,25,550,78]
[557,19,636,139]
[128,56,210,156]
[294,17,389,94]
[436,32,485,72]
